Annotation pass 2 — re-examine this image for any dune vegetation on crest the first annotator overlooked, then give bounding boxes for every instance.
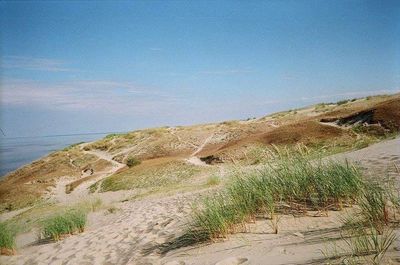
[95,159,202,192]
[1,94,399,213]
[0,94,399,265]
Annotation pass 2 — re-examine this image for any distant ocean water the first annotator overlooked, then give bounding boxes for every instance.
[0,133,110,177]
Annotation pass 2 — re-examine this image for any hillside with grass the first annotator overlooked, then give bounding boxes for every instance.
[1,94,399,213]
[0,93,399,265]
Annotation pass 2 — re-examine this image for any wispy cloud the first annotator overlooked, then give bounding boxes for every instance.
[298,89,400,102]
[251,89,400,107]
[1,56,74,72]
[281,72,296,81]
[198,69,255,75]
[0,78,183,114]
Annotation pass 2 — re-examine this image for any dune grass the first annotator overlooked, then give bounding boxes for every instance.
[0,222,16,254]
[206,175,221,186]
[1,200,100,252]
[356,182,399,234]
[323,183,399,265]
[41,209,87,241]
[243,129,398,167]
[98,161,200,192]
[157,155,364,253]
[158,150,399,256]
[194,157,362,238]
[330,224,398,265]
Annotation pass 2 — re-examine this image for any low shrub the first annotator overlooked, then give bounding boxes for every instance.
[337,99,349,105]
[105,133,123,139]
[62,142,85,151]
[126,157,141,167]
[83,141,111,151]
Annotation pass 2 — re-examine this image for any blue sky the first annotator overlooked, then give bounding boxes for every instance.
[1,0,399,137]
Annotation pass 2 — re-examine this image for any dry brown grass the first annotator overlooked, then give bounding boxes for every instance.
[96,157,202,192]
[317,94,399,123]
[260,121,347,144]
[0,148,111,212]
[1,93,398,212]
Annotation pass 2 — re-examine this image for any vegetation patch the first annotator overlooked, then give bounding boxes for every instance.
[322,180,399,264]
[99,160,201,192]
[105,133,125,139]
[84,197,103,212]
[41,209,87,241]
[261,121,347,145]
[158,153,399,256]
[126,156,141,167]
[242,140,356,166]
[83,140,111,151]
[0,150,101,213]
[158,155,363,252]
[0,222,16,255]
[62,142,85,152]
[89,181,99,193]
[206,175,221,186]
[336,99,350,105]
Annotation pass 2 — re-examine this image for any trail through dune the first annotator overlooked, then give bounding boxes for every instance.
[2,138,399,265]
[191,134,214,157]
[185,134,214,167]
[46,146,126,204]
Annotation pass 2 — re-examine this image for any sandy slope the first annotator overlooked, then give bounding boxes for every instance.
[44,147,127,205]
[159,138,400,265]
[185,133,214,167]
[2,192,201,265]
[2,94,398,213]
[1,138,399,265]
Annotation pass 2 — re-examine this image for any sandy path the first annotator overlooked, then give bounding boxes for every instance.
[80,149,126,190]
[0,206,33,222]
[169,128,214,167]
[184,134,215,167]
[45,148,126,205]
[185,157,209,166]
[191,134,214,157]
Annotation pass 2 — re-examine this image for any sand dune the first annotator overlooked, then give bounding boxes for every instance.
[1,138,399,265]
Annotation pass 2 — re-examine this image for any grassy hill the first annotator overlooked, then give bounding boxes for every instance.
[0,93,399,212]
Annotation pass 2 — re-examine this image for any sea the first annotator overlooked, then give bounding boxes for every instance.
[0,133,111,177]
